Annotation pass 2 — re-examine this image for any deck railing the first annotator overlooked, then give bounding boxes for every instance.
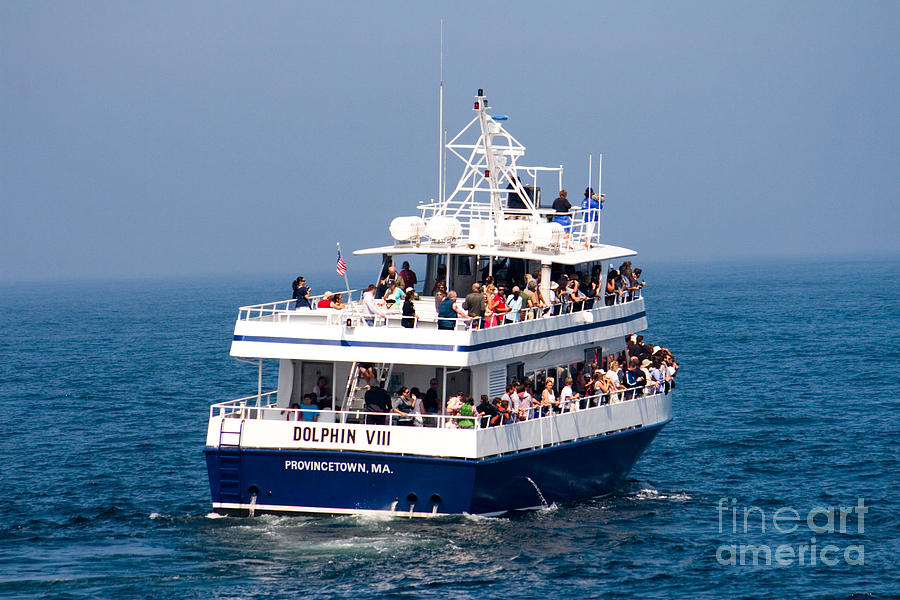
[210,386,669,428]
[414,200,605,252]
[236,287,642,331]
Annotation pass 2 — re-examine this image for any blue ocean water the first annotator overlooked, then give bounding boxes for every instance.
[1,258,898,599]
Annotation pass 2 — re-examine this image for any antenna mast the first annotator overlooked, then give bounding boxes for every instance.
[438,20,444,203]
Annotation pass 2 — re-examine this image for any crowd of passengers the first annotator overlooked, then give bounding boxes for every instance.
[282,334,677,427]
[290,259,647,329]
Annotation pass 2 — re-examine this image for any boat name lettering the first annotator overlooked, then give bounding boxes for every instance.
[284,460,393,475]
[293,425,356,444]
[291,426,391,447]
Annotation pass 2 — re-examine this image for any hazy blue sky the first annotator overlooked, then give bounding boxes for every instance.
[2,1,898,284]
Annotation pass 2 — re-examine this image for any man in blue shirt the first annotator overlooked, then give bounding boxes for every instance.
[581,187,601,248]
[438,290,468,330]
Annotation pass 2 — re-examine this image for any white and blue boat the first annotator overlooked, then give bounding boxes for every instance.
[204,90,674,517]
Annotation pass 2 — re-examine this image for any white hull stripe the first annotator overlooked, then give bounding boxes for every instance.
[234,310,645,352]
[211,501,509,518]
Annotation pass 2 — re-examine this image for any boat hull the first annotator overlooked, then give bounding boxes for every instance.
[205,420,668,517]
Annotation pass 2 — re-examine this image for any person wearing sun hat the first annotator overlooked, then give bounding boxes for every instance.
[316,291,334,309]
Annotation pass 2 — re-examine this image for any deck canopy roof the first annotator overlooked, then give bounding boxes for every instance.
[352,242,636,266]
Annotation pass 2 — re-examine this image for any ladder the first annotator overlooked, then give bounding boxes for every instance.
[216,417,244,503]
[341,362,394,422]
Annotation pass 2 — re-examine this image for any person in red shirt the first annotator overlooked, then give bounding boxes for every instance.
[317,291,334,309]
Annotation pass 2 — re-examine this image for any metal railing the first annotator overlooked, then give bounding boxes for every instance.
[236,288,642,331]
[210,385,671,428]
[238,289,364,321]
[412,200,605,251]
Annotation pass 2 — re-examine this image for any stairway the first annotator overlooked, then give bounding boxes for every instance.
[341,362,393,422]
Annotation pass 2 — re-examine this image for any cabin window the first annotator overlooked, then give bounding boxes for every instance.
[457,256,472,277]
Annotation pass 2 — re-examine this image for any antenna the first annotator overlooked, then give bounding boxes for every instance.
[438,20,444,203]
[587,153,592,200]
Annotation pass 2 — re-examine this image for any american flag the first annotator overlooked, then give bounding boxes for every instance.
[336,249,347,276]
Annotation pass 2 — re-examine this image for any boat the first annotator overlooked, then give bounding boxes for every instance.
[204,89,675,517]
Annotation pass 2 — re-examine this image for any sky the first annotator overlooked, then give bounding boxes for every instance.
[1,1,898,284]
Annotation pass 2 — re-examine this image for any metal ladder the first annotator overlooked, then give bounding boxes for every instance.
[341,362,393,422]
[216,417,244,503]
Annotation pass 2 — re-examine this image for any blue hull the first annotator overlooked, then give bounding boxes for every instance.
[205,421,668,516]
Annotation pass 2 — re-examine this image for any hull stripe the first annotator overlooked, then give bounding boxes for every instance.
[211,502,508,518]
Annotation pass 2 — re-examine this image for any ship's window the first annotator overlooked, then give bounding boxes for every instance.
[506,362,524,384]
[457,256,472,277]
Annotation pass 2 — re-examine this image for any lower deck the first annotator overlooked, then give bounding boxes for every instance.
[206,389,672,516]
[206,403,671,517]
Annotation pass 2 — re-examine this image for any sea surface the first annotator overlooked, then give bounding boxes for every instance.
[1,257,898,599]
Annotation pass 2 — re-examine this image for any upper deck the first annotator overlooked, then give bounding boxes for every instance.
[231,291,646,366]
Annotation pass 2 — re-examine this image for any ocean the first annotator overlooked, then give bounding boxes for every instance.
[1,257,898,599]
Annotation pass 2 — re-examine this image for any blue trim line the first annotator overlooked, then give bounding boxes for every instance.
[234,310,645,353]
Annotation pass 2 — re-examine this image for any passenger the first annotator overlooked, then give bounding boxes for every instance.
[313,376,329,409]
[330,293,346,310]
[433,287,446,313]
[399,261,418,290]
[496,399,512,425]
[549,281,561,315]
[523,279,539,319]
[430,264,447,296]
[392,387,417,426]
[566,279,588,312]
[476,394,501,428]
[559,377,580,412]
[379,264,399,296]
[583,273,599,309]
[506,286,524,323]
[552,189,573,245]
[648,360,665,395]
[384,281,403,307]
[299,393,318,422]
[285,402,301,421]
[557,276,572,314]
[458,395,476,429]
[317,291,334,309]
[626,334,641,360]
[541,377,558,415]
[517,385,533,420]
[401,288,418,328]
[606,269,623,306]
[294,276,311,309]
[437,290,468,330]
[446,391,463,417]
[358,364,377,385]
[590,370,608,405]
[624,357,647,400]
[640,358,655,394]
[501,384,520,422]
[581,187,600,248]
[575,364,587,396]
[463,283,486,329]
[362,284,387,324]
[485,284,509,327]
[422,378,441,425]
[409,387,425,426]
[363,383,391,425]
